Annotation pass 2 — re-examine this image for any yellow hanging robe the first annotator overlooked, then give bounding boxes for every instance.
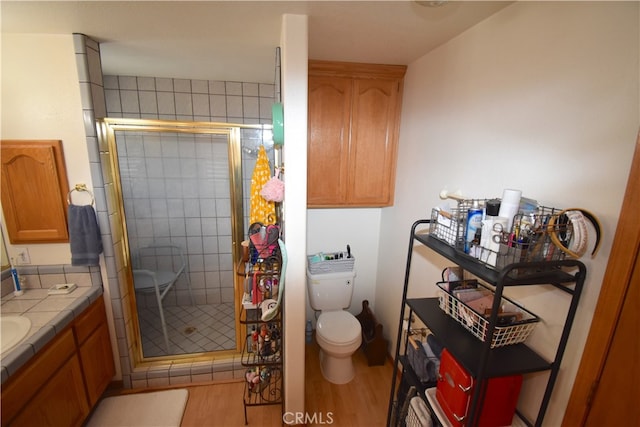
[250,145,276,225]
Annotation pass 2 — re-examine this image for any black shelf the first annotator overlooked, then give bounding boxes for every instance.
[241,334,282,366]
[398,354,437,393]
[387,219,586,427]
[239,274,283,424]
[407,298,551,377]
[414,233,582,289]
[243,366,283,406]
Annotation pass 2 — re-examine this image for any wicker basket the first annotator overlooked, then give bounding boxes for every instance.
[436,280,539,348]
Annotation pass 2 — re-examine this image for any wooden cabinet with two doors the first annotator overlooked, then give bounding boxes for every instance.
[308,60,406,207]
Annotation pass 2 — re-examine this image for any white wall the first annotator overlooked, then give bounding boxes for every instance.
[377,2,638,425]
[281,13,309,418]
[1,34,92,264]
[306,208,381,323]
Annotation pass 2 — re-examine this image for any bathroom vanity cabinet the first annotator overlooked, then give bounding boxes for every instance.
[387,220,586,427]
[1,297,115,427]
[307,60,406,207]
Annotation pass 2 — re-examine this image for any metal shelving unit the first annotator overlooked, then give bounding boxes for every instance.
[239,252,283,425]
[387,219,586,427]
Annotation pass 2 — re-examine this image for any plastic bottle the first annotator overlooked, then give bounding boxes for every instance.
[305,320,313,344]
[465,201,483,255]
[251,326,258,353]
[498,189,522,233]
[480,200,503,266]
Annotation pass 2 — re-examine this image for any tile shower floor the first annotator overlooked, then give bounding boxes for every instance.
[137,302,236,358]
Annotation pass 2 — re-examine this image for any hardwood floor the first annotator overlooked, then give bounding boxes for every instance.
[180,338,393,426]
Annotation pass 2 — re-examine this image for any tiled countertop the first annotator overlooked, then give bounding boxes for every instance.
[0,285,103,384]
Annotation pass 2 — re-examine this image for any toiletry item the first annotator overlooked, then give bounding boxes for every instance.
[498,189,522,233]
[10,260,23,296]
[485,199,501,217]
[251,326,259,353]
[465,202,483,255]
[479,200,502,265]
[306,320,313,344]
[247,325,257,353]
[480,216,508,266]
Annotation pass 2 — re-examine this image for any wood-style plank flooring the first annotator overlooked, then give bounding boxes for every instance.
[180,338,393,426]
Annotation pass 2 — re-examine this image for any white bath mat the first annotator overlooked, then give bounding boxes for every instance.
[87,389,189,427]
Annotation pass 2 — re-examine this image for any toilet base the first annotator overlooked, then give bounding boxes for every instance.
[319,348,356,385]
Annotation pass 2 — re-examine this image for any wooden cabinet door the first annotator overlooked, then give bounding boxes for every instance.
[0,140,70,243]
[307,75,352,206]
[75,297,115,406]
[1,329,89,427]
[79,321,115,406]
[348,78,401,206]
[10,354,90,427]
[307,61,405,207]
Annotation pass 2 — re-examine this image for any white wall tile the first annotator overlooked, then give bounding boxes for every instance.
[225,81,242,95]
[210,95,227,117]
[119,76,137,90]
[103,75,119,89]
[120,90,140,113]
[192,80,208,94]
[209,80,226,95]
[156,92,175,116]
[139,91,158,115]
[259,83,274,98]
[105,89,122,113]
[174,79,191,93]
[226,95,243,117]
[156,78,173,92]
[169,218,186,237]
[192,93,209,116]
[243,96,259,118]
[137,77,155,91]
[243,82,259,96]
[175,92,193,116]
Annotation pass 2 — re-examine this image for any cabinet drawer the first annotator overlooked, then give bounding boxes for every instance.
[1,328,77,425]
[75,297,106,344]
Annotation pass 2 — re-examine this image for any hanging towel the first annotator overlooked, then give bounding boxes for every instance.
[250,145,276,225]
[68,204,103,266]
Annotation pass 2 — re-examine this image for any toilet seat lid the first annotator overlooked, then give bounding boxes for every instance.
[317,311,361,345]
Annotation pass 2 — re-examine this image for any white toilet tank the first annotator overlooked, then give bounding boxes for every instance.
[306,269,356,311]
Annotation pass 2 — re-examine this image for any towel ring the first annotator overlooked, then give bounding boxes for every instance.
[67,184,95,206]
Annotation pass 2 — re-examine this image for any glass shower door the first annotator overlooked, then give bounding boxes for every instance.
[116,129,238,357]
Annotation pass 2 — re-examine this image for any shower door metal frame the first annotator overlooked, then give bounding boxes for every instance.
[97,117,266,364]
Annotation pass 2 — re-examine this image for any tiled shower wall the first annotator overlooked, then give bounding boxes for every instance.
[73,34,281,388]
[103,77,276,306]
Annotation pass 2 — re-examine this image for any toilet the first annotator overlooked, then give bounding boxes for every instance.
[307,269,362,384]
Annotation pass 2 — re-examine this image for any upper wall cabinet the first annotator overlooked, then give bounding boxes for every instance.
[1,140,70,243]
[308,60,406,207]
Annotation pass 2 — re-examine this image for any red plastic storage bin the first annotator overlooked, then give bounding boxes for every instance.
[436,349,522,427]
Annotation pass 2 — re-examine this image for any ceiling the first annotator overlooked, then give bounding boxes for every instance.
[1,1,511,83]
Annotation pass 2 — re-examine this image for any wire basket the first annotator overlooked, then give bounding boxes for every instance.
[405,396,433,427]
[307,253,355,274]
[429,206,466,249]
[429,201,571,271]
[436,280,539,348]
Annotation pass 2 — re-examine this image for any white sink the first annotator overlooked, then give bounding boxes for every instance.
[1,316,32,354]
